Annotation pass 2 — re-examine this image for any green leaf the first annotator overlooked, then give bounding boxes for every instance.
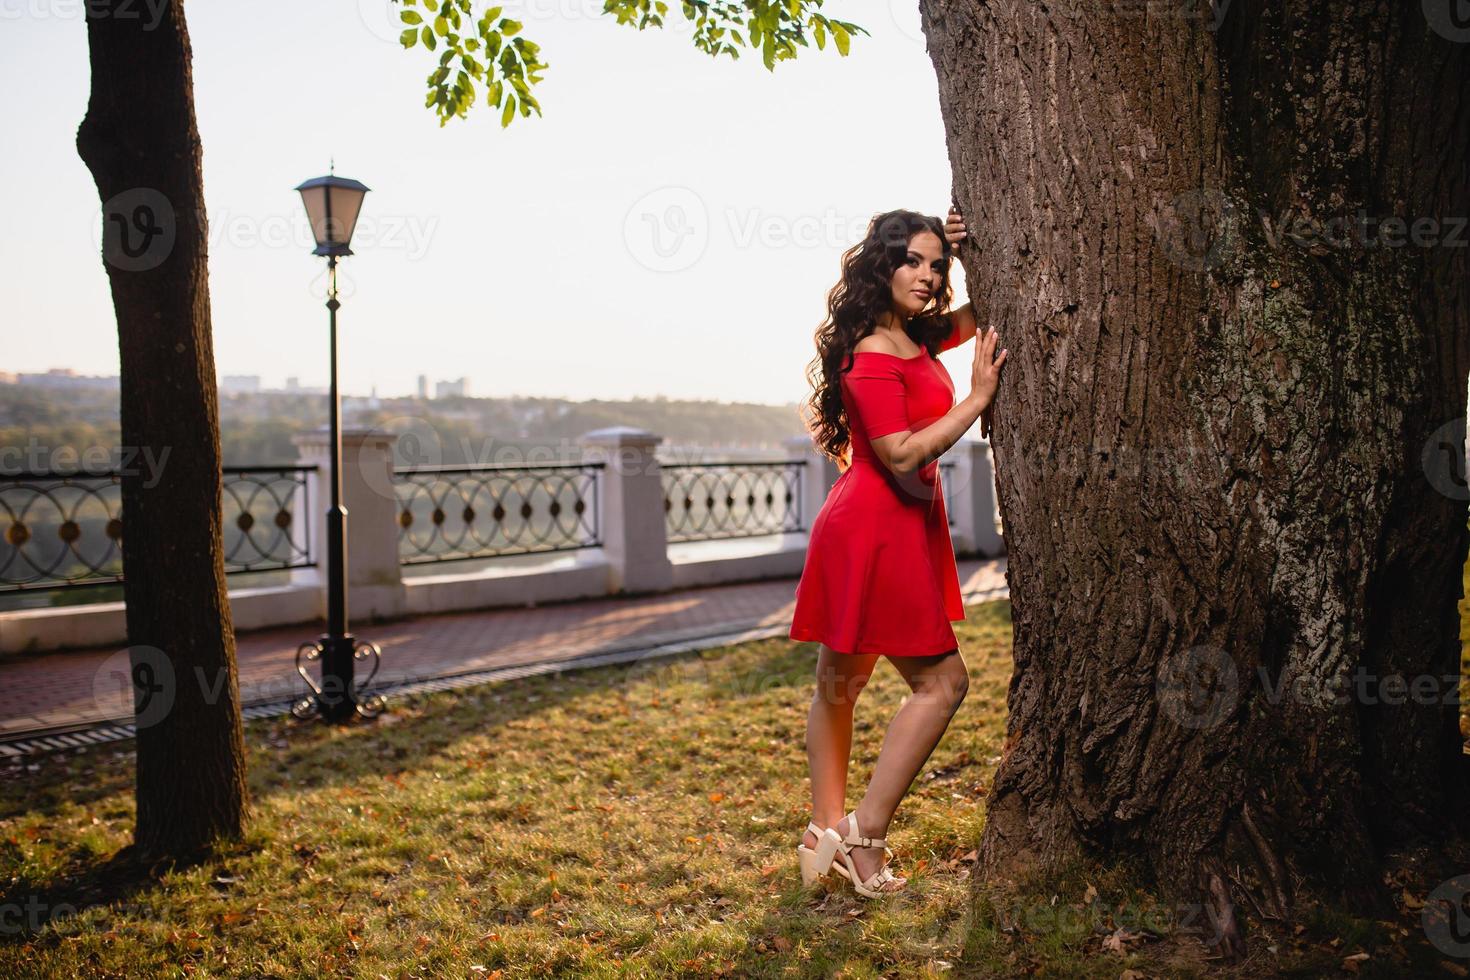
[400,26,417,47]
[501,94,516,127]
[813,18,825,49]
[400,9,422,24]
[485,5,502,19]
[423,0,438,10]
[500,18,522,36]
[422,25,437,50]
[832,22,849,56]
[434,15,449,35]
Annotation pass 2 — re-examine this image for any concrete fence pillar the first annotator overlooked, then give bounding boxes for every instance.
[291,427,407,622]
[578,426,673,594]
[782,434,840,531]
[945,437,1006,558]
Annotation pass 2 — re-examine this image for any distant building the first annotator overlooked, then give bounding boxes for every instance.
[435,377,468,399]
[15,369,118,390]
[277,376,326,395]
[417,374,429,400]
[221,375,261,394]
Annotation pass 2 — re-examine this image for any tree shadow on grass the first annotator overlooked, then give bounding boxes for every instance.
[0,637,815,942]
[0,602,1013,950]
[0,838,245,947]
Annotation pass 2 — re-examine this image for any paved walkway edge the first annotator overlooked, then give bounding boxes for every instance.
[0,584,1010,759]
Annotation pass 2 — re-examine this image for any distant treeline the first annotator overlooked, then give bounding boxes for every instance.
[0,384,812,471]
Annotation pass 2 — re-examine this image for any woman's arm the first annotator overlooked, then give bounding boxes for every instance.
[941,207,981,350]
[946,302,978,349]
[945,204,997,439]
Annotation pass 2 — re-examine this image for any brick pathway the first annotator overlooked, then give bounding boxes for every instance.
[0,559,1008,740]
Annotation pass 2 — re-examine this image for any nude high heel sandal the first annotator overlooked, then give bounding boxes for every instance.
[797,822,843,886]
[830,810,907,897]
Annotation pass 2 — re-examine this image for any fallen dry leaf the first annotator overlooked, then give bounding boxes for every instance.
[1102,928,1143,954]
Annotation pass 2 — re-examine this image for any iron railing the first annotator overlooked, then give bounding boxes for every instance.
[394,462,603,565]
[0,466,316,592]
[662,460,804,544]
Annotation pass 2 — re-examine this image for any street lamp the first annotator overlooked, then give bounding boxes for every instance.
[290,165,385,723]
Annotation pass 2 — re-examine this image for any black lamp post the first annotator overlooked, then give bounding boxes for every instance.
[290,166,385,723]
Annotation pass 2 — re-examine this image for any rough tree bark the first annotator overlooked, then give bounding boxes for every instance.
[76,0,250,860]
[921,0,1469,954]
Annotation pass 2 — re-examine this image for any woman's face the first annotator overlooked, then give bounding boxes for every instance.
[889,229,945,318]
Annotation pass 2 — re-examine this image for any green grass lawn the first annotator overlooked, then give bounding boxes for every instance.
[1,594,1466,978]
[0,604,1010,978]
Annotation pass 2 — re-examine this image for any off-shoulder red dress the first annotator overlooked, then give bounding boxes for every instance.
[789,321,969,656]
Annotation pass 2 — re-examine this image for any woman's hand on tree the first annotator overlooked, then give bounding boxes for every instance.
[970,326,1007,410]
[945,204,967,246]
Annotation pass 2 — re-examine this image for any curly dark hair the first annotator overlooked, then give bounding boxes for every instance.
[800,209,957,466]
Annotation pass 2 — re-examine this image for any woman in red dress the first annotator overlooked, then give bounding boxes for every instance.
[790,206,1007,897]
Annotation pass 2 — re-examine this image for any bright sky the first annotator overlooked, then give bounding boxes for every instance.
[2,0,971,405]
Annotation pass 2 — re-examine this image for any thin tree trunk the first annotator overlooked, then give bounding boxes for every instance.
[76,0,249,860]
[921,0,1469,955]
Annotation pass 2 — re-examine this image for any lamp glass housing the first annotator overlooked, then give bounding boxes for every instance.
[295,174,370,256]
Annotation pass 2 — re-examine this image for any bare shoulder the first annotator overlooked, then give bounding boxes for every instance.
[853,333,902,356]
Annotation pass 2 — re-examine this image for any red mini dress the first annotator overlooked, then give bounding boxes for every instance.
[789,321,968,656]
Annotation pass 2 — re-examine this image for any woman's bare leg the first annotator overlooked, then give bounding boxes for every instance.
[839,648,969,888]
[803,644,881,850]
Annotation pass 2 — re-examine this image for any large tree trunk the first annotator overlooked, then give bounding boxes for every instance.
[922,0,1469,954]
[76,0,250,860]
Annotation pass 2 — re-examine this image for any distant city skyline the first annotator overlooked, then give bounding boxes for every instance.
[2,366,801,405]
[3,2,971,407]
